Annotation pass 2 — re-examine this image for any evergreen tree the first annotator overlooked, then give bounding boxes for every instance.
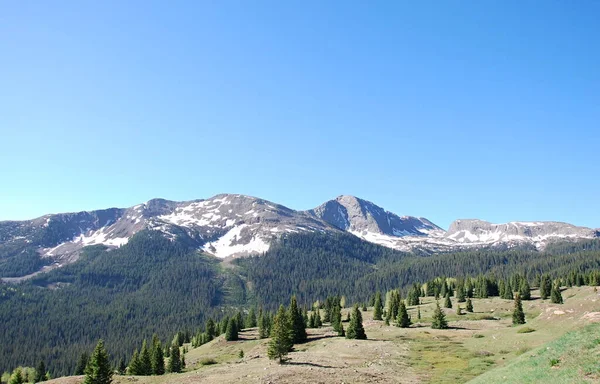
[417,306,421,320]
[118,358,126,375]
[456,284,466,302]
[308,312,315,328]
[302,308,309,327]
[167,345,181,373]
[151,342,165,375]
[9,368,23,384]
[456,306,463,315]
[83,340,113,384]
[373,292,383,320]
[444,293,452,309]
[431,301,448,329]
[519,278,531,300]
[245,308,257,328]
[396,302,411,328]
[258,311,271,339]
[220,317,229,335]
[540,274,551,299]
[128,350,141,375]
[35,361,47,383]
[465,279,474,298]
[512,293,526,325]
[466,298,474,312]
[315,308,322,327]
[139,340,152,375]
[551,283,563,304]
[502,281,514,300]
[75,352,90,375]
[234,312,244,331]
[205,319,216,341]
[288,295,307,343]
[267,305,293,363]
[225,318,239,341]
[346,305,367,340]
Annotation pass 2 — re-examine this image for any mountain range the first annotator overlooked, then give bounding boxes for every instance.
[1,194,598,279]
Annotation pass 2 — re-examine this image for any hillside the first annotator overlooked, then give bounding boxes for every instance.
[38,286,600,384]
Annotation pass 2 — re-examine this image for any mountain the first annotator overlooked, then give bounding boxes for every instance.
[1,194,598,280]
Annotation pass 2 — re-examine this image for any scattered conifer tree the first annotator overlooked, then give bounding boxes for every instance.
[245,308,257,328]
[444,293,452,309]
[151,341,165,375]
[373,292,383,320]
[315,309,322,327]
[396,302,411,328]
[118,358,126,375]
[139,340,152,375]
[540,274,551,300]
[512,293,526,325]
[503,281,514,300]
[83,340,113,384]
[417,306,421,320]
[551,283,563,304]
[346,305,367,339]
[519,279,531,300]
[9,368,23,384]
[205,319,216,341]
[456,284,466,302]
[167,344,181,373]
[466,298,473,312]
[267,305,293,363]
[288,295,307,343]
[225,318,239,341]
[128,350,141,375]
[431,301,448,329]
[75,353,90,375]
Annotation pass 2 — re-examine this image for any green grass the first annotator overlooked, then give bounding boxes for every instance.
[517,326,536,334]
[468,323,600,383]
[404,332,495,383]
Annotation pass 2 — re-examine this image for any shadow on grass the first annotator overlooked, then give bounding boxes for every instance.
[285,361,336,368]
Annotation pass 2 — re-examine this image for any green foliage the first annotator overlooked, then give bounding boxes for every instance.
[151,340,165,375]
[83,340,112,384]
[75,353,89,375]
[512,294,526,325]
[431,301,448,329]
[139,340,152,376]
[373,292,383,320]
[396,301,411,328]
[167,344,181,373]
[466,298,474,312]
[550,283,563,304]
[8,368,23,384]
[245,307,257,328]
[225,318,239,341]
[267,305,293,363]
[288,296,307,343]
[346,305,367,339]
[519,278,531,300]
[34,361,47,383]
[540,274,552,299]
[517,326,536,333]
[444,293,452,308]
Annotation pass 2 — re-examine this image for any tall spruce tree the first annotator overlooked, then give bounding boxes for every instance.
[512,293,526,325]
[167,344,181,373]
[519,279,531,300]
[9,368,23,384]
[466,298,474,312]
[288,295,307,343]
[225,318,239,341]
[540,274,551,299]
[128,350,141,375]
[373,292,383,320]
[456,284,466,302]
[151,341,165,375]
[267,305,293,363]
[551,282,563,304]
[346,305,367,339]
[139,340,152,375]
[396,301,411,328]
[431,301,448,329]
[502,281,514,300]
[83,340,113,384]
[205,319,216,341]
[444,293,452,309]
[245,308,257,328]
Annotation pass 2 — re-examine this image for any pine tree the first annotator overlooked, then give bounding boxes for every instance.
[245,308,257,328]
[268,305,293,363]
[540,274,551,299]
[288,295,307,343]
[35,361,47,382]
[503,281,514,300]
[220,317,229,335]
[75,352,90,375]
[139,340,152,375]
[431,301,448,329]
[346,305,367,339]
[128,350,141,375]
[151,341,165,375]
[308,312,315,328]
[396,302,411,328]
[9,368,23,384]
[118,358,126,375]
[466,298,473,312]
[551,283,563,304]
[234,312,244,331]
[519,279,531,300]
[205,319,216,341]
[315,308,322,327]
[456,284,466,302]
[83,340,113,384]
[444,293,452,309]
[512,293,526,325]
[225,318,239,341]
[167,344,181,373]
[302,308,309,327]
[373,292,383,320]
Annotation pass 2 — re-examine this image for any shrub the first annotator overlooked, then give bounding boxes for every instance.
[199,358,217,366]
[517,327,536,334]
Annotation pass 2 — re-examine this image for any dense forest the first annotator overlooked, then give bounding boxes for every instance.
[1,230,600,376]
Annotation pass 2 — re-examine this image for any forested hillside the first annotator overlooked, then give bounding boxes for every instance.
[2,230,600,377]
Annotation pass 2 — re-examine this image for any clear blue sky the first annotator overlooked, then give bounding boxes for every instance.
[1,1,599,229]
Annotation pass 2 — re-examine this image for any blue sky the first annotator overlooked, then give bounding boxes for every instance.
[1,1,599,229]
